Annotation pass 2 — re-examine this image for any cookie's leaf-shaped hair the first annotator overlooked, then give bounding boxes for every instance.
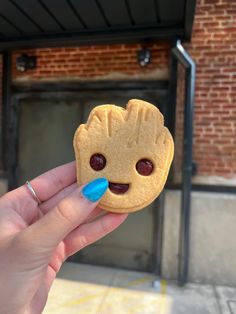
[75,99,166,149]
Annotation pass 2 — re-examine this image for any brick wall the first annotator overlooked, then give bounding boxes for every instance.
[188,0,236,184]
[1,0,236,185]
[165,0,236,185]
[13,43,169,81]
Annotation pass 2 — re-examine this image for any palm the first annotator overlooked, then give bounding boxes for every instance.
[0,196,66,313]
[0,162,127,314]
[1,191,102,313]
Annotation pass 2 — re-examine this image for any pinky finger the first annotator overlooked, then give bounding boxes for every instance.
[64,213,128,258]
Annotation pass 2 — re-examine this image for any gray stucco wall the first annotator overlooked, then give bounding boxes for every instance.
[162,190,236,286]
[1,174,235,286]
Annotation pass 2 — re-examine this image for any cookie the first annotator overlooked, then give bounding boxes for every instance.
[73,99,174,213]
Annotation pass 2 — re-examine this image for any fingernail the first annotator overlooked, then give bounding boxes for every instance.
[82,178,108,202]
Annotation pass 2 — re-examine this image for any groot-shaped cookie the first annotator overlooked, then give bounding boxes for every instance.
[73,99,174,213]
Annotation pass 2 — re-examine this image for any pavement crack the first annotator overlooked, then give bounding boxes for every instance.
[213,286,224,314]
[95,271,117,314]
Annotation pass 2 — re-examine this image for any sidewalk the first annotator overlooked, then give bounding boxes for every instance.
[43,262,236,314]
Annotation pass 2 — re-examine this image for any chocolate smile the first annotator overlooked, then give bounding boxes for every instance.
[109,182,129,194]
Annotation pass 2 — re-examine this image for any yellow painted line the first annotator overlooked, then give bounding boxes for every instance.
[125,275,155,287]
[53,276,168,312]
[127,299,164,314]
[160,279,168,314]
[160,279,167,295]
[61,277,153,311]
[62,292,103,308]
[127,278,168,314]
[101,278,168,314]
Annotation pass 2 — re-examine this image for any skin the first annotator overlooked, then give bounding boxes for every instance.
[0,161,128,314]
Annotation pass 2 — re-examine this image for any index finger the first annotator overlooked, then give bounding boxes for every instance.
[14,161,77,204]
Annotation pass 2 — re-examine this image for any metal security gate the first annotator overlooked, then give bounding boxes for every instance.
[8,81,172,272]
[0,0,196,283]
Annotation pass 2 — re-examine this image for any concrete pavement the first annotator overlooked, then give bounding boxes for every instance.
[43,262,236,314]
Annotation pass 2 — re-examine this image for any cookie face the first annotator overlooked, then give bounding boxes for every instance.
[73,99,174,213]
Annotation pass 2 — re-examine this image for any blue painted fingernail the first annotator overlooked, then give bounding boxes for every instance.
[82,178,108,202]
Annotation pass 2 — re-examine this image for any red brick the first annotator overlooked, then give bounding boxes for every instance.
[1,0,233,181]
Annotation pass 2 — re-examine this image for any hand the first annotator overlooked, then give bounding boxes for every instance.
[0,161,128,314]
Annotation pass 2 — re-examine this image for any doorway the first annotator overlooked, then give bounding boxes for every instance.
[14,81,170,272]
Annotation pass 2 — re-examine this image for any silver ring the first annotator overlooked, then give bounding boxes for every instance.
[25,180,42,205]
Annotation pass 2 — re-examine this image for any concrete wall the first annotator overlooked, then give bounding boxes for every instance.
[1,174,235,286]
[162,190,236,286]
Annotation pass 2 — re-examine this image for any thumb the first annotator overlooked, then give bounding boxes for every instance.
[17,178,108,256]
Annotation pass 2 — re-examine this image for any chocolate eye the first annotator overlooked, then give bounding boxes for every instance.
[136,159,154,176]
[90,153,106,171]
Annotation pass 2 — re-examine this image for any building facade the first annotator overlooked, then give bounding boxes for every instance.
[0,0,236,285]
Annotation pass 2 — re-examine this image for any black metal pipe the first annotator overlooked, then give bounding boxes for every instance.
[167,46,178,182]
[153,190,165,276]
[168,49,178,138]
[2,51,12,171]
[172,40,196,285]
